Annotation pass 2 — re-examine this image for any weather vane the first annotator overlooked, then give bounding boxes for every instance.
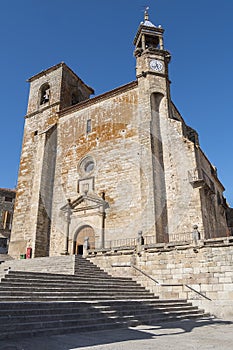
[144,6,149,21]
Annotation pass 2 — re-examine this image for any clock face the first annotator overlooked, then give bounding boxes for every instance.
[150,59,164,72]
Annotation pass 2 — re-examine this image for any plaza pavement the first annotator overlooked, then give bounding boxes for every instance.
[1,318,232,350]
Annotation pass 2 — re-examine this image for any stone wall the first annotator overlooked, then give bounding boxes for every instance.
[50,84,142,255]
[0,188,16,253]
[87,237,233,319]
[197,148,227,238]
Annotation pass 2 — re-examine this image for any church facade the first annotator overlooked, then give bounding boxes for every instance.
[9,11,229,258]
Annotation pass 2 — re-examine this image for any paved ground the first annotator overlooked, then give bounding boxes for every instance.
[1,318,233,350]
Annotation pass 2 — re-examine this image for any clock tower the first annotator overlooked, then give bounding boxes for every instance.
[133,7,171,97]
[134,8,171,243]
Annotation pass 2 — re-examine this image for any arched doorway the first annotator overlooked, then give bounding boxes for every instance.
[73,225,95,255]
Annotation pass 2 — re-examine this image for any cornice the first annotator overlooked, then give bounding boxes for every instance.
[59,81,138,117]
[25,102,60,119]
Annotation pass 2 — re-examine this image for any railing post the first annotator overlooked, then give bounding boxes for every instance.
[192,225,201,247]
[137,231,144,255]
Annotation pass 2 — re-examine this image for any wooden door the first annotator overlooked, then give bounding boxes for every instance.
[74,226,95,254]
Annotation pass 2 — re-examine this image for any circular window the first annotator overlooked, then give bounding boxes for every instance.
[79,156,95,176]
[84,160,94,173]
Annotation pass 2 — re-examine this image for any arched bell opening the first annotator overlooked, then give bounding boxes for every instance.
[39,83,50,105]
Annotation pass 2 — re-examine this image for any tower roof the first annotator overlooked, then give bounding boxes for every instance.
[133,8,164,47]
[27,62,94,95]
[143,20,156,28]
[142,7,156,28]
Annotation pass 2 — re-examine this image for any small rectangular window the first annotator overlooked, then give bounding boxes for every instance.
[0,237,7,249]
[4,197,12,202]
[86,119,92,134]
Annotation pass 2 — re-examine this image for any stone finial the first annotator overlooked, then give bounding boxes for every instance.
[192,225,201,246]
[137,230,144,245]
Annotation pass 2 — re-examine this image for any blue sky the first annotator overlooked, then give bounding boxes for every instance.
[0,0,232,206]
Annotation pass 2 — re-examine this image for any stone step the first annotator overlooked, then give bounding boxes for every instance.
[1,273,139,282]
[96,302,201,316]
[4,271,112,279]
[0,280,146,287]
[1,276,140,285]
[0,320,127,341]
[0,295,158,302]
[98,299,191,307]
[1,276,134,286]
[0,286,154,294]
[78,267,109,272]
[2,277,135,285]
[0,299,193,311]
[0,309,116,321]
[0,307,208,341]
[111,307,203,318]
[0,307,202,329]
[0,313,129,332]
[4,271,132,281]
[0,306,203,329]
[2,278,126,286]
[0,299,191,311]
[5,269,107,276]
[139,312,210,324]
[126,312,208,327]
[0,286,152,294]
[1,291,148,298]
[3,275,114,282]
[0,285,153,296]
[0,256,209,340]
[0,297,207,336]
[0,303,198,318]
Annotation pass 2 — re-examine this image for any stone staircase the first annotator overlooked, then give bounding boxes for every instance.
[0,256,209,340]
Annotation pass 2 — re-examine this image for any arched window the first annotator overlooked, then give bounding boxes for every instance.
[78,156,95,176]
[40,83,50,105]
[71,93,79,105]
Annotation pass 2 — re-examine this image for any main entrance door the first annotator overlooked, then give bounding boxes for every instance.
[73,225,95,255]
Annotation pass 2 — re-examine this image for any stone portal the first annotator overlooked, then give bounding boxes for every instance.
[73,225,95,255]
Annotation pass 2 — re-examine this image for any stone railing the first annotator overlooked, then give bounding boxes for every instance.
[105,237,137,249]
[84,230,232,256]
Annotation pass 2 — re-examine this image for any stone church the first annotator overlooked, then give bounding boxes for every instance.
[9,10,229,259]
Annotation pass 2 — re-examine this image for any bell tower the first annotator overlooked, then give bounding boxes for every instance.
[9,63,94,258]
[134,7,171,92]
[134,8,170,243]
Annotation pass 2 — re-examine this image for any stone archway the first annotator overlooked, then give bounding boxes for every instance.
[73,225,95,255]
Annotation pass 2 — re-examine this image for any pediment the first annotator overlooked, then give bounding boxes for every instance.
[61,193,109,213]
